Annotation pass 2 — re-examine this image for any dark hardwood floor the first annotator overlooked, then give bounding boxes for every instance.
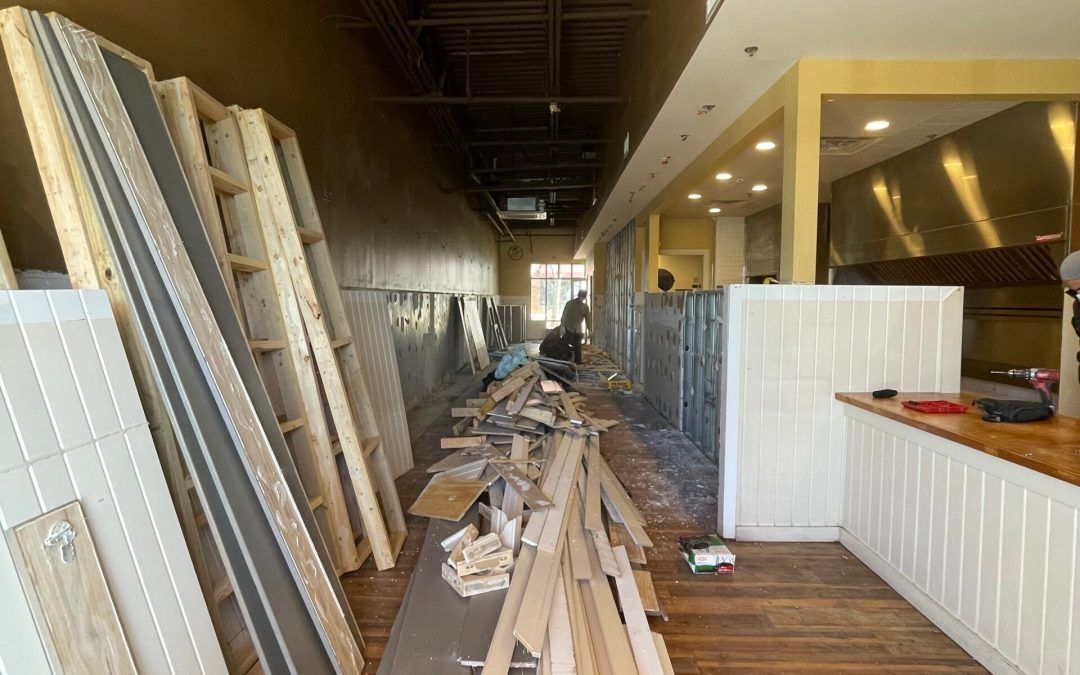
[341,370,985,673]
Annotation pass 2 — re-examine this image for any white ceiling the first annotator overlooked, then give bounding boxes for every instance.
[580,0,1080,252]
[662,99,1017,219]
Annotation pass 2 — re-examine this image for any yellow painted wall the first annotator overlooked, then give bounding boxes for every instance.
[498,234,580,298]
[658,254,704,290]
[661,217,715,251]
[498,234,583,340]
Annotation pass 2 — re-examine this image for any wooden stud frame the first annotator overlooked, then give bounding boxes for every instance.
[156,76,359,573]
[236,107,406,570]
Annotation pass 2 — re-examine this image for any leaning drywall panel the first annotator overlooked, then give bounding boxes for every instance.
[720,285,963,539]
[0,289,225,674]
[342,288,414,477]
[642,292,685,426]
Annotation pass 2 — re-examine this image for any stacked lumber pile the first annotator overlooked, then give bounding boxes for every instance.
[407,360,674,674]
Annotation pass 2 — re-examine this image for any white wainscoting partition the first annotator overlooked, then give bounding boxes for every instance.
[0,290,225,674]
[342,288,414,477]
[720,285,963,540]
[841,405,1079,675]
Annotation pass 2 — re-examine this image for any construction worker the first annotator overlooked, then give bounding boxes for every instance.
[560,289,592,365]
[1061,251,1080,382]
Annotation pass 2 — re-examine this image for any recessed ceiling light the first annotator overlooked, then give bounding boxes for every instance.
[755,140,776,151]
[708,206,722,214]
[687,192,703,200]
[751,183,768,192]
[865,120,891,131]
[715,172,733,181]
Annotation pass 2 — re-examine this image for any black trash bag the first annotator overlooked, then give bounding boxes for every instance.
[539,327,574,362]
[973,398,1054,423]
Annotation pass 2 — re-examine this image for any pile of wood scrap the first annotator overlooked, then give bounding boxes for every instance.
[441,525,514,597]
[405,360,674,674]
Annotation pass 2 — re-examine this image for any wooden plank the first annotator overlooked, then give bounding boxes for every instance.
[515,436,585,654]
[480,445,554,512]
[581,529,636,672]
[452,407,479,417]
[507,375,539,416]
[225,252,269,273]
[540,380,565,394]
[559,391,583,425]
[207,165,248,195]
[441,435,485,449]
[408,479,487,522]
[652,633,675,675]
[609,522,646,566]
[566,495,592,581]
[481,544,536,675]
[561,552,597,675]
[633,569,661,615]
[547,564,577,674]
[584,437,603,532]
[7,502,136,674]
[501,435,529,519]
[590,527,621,577]
[427,447,487,473]
[612,546,663,674]
[518,405,556,426]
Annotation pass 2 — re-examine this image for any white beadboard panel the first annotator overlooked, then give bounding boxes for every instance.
[341,288,414,477]
[841,406,1080,675]
[721,285,963,538]
[0,290,225,674]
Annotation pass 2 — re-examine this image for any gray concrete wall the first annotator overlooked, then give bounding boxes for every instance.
[0,0,497,295]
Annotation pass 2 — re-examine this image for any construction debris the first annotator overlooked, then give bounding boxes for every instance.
[396,358,672,674]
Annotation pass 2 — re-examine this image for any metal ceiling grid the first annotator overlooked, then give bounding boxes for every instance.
[358,0,645,234]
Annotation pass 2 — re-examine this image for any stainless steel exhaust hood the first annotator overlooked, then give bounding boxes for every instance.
[830,101,1078,383]
[831,101,1078,286]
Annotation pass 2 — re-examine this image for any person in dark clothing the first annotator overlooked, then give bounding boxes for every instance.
[1061,251,1080,383]
[560,289,592,365]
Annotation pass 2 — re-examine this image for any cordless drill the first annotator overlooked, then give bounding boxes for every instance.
[990,368,1060,407]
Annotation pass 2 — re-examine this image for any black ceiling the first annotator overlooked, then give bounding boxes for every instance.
[355,0,646,235]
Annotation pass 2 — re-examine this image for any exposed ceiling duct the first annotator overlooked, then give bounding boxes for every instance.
[356,0,645,234]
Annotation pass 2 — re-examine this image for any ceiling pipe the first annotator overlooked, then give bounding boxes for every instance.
[373,95,623,104]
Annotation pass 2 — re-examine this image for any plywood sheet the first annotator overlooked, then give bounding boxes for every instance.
[409,479,488,521]
[7,501,135,674]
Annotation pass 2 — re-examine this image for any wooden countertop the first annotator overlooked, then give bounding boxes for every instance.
[836,392,1080,488]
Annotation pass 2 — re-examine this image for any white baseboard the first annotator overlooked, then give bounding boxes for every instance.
[734,526,839,542]
[839,529,1022,675]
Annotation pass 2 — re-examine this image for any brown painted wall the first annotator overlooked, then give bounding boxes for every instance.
[587,2,708,235]
[0,0,497,294]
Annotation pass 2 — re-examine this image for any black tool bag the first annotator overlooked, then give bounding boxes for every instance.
[973,398,1054,423]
